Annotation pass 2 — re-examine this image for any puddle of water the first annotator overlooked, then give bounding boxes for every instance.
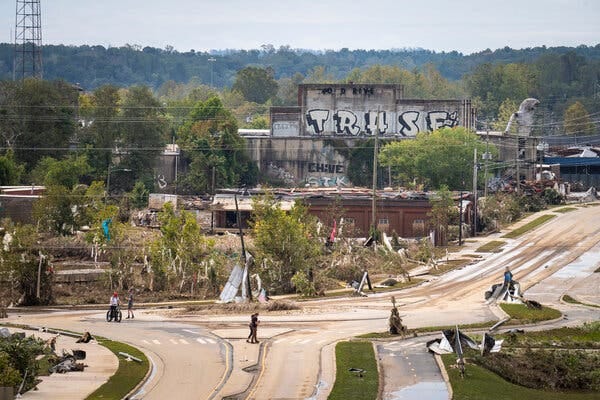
[388,381,447,400]
[552,248,600,279]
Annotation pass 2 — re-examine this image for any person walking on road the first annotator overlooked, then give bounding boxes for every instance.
[126,289,134,319]
[503,267,513,290]
[247,313,260,343]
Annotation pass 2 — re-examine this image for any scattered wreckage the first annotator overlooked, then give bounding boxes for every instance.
[485,278,543,309]
[427,326,504,377]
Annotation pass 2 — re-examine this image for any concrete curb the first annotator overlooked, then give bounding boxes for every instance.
[1,322,153,400]
[560,294,600,309]
[433,353,453,400]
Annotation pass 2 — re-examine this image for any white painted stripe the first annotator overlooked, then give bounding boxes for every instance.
[205,338,216,344]
[274,338,286,344]
[299,339,312,344]
[169,339,178,345]
[141,339,150,344]
[179,339,189,345]
[196,338,207,344]
[152,339,160,345]
[182,329,199,335]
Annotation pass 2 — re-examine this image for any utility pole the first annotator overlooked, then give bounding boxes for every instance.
[483,126,490,198]
[371,108,380,241]
[515,133,520,194]
[472,148,478,236]
[458,191,463,246]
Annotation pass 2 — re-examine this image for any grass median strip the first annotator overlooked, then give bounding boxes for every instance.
[563,294,600,309]
[499,303,561,324]
[328,341,378,400]
[442,323,600,399]
[476,240,506,253]
[502,214,555,239]
[85,338,149,400]
[441,353,598,400]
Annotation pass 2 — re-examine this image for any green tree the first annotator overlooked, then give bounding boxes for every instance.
[232,66,278,104]
[0,335,46,392]
[303,66,335,83]
[119,86,167,192]
[465,63,537,120]
[129,180,150,209]
[149,202,221,294]
[0,79,78,171]
[0,223,53,306]
[379,127,493,190]
[0,351,22,389]
[0,151,24,185]
[275,72,304,106]
[250,193,321,294]
[33,185,77,236]
[81,85,120,178]
[30,155,91,189]
[177,96,258,194]
[493,98,520,132]
[563,101,594,135]
[344,64,464,99]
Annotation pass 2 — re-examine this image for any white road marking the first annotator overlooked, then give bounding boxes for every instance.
[196,338,207,344]
[152,339,161,345]
[179,339,189,344]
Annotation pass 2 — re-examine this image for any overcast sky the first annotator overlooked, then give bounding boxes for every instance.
[2,0,599,54]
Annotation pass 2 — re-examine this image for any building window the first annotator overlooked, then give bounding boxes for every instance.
[378,218,389,225]
[344,217,355,224]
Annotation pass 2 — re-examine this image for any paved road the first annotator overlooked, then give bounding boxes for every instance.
[8,204,600,399]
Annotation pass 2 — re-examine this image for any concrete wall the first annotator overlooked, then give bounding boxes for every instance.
[258,84,476,186]
[271,84,473,138]
[245,137,351,187]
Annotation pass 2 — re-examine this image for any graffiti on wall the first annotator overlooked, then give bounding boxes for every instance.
[305,109,459,137]
[306,163,349,187]
[267,162,295,186]
[306,175,349,187]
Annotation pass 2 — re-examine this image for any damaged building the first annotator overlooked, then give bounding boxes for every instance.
[211,187,441,238]
[241,83,475,187]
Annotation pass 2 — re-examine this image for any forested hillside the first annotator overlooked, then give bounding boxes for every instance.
[1,43,599,91]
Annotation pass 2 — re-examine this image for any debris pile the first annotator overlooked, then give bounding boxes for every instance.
[49,349,87,373]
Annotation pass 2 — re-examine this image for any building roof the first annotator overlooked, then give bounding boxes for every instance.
[211,187,435,211]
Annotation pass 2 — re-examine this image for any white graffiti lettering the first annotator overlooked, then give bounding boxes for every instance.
[308,163,344,173]
[398,111,420,136]
[334,110,360,135]
[365,111,388,135]
[307,175,349,187]
[427,111,459,131]
[306,109,329,134]
[305,108,460,136]
[157,174,167,189]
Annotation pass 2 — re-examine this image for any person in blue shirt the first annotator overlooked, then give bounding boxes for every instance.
[503,267,513,287]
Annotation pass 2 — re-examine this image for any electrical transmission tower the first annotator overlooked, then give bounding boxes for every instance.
[14,0,43,80]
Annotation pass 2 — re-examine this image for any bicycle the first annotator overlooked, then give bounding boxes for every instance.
[106,305,122,322]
